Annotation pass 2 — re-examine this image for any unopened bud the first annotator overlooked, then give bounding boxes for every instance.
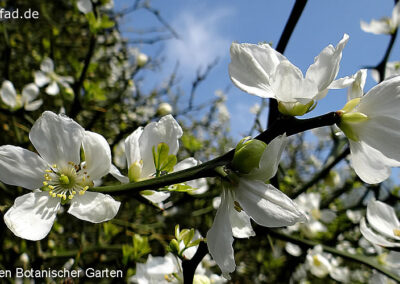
[136,53,148,67]
[232,138,266,174]
[157,103,173,116]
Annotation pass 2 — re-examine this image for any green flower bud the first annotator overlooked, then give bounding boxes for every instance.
[169,239,180,254]
[232,138,266,174]
[278,100,316,116]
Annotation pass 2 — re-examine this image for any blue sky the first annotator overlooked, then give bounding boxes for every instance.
[115,0,398,138]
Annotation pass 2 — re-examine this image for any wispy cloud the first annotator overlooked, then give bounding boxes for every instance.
[165,6,233,74]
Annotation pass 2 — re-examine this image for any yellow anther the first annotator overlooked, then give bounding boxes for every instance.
[57,194,63,198]
[68,195,74,200]
[62,194,67,200]
[48,185,55,190]
[45,169,52,173]
[83,186,89,191]
[72,190,76,195]
[52,193,57,198]
[393,228,400,237]
[48,191,53,196]
[52,164,57,168]
[234,201,243,212]
[43,181,48,186]
[79,190,85,195]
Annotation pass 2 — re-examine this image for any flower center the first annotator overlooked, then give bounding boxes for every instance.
[313,255,322,267]
[393,228,400,237]
[42,162,92,200]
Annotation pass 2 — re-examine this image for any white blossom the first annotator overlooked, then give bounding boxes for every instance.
[0,80,42,111]
[361,2,400,35]
[229,34,348,116]
[337,75,400,184]
[360,200,400,248]
[34,57,74,96]
[0,111,120,240]
[206,135,307,278]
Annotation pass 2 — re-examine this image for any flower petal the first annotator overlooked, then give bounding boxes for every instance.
[272,61,316,102]
[40,57,54,73]
[77,0,93,14]
[22,83,39,103]
[68,191,120,223]
[83,131,111,180]
[360,218,400,247]
[229,42,286,99]
[34,71,50,87]
[141,190,170,204]
[139,115,183,178]
[206,189,235,279]
[29,111,85,168]
[306,34,349,95]
[0,145,48,189]
[24,99,43,111]
[4,192,60,240]
[1,80,17,108]
[245,134,287,181]
[109,164,129,183]
[174,158,208,194]
[45,81,59,96]
[235,179,307,227]
[230,206,255,238]
[367,200,400,240]
[349,140,396,184]
[125,127,143,167]
[361,19,392,35]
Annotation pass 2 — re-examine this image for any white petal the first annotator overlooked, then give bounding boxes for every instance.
[229,42,286,99]
[361,19,392,34]
[235,179,307,227]
[109,164,129,183]
[24,99,43,111]
[141,190,170,203]
[306,34,349,93]
[82,131,111,180]
[139,115,183,178]
[349,140,396,184]
[0,145,48,189]
[113,140,126,169]
[1,80,17,108]
[68,191,120,223]
[45,81,59,96]
[40,57,54,73]
[125,127,143,167]
[230,205,255,238]
[320,209,336,223]
[4,192,60,241]
[347,69,367,100]
[360,218,400,247]
[174,158,208,194]
[206,189,235,279]
[329,76,355,89]
[245,134,287,181]
[29,111,85,168]
[392,2,400,27]
[22,83,39,103]
[271,61,316,102]
[77,0,93,13]
[367,200,400,240]
[34,71,50,87]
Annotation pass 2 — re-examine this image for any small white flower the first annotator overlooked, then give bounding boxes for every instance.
[360,200,400,248]
[34,58,74,96]
[229,34,349,116]
[206,135,307,278]
[0,80,42,111]
[372,61,400,82]
[77,0,93,14]
[0,111,120,241]
[291,192,336,237]
[110,115,204,203]
[337,75,400,184]
[361,2,400,35]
